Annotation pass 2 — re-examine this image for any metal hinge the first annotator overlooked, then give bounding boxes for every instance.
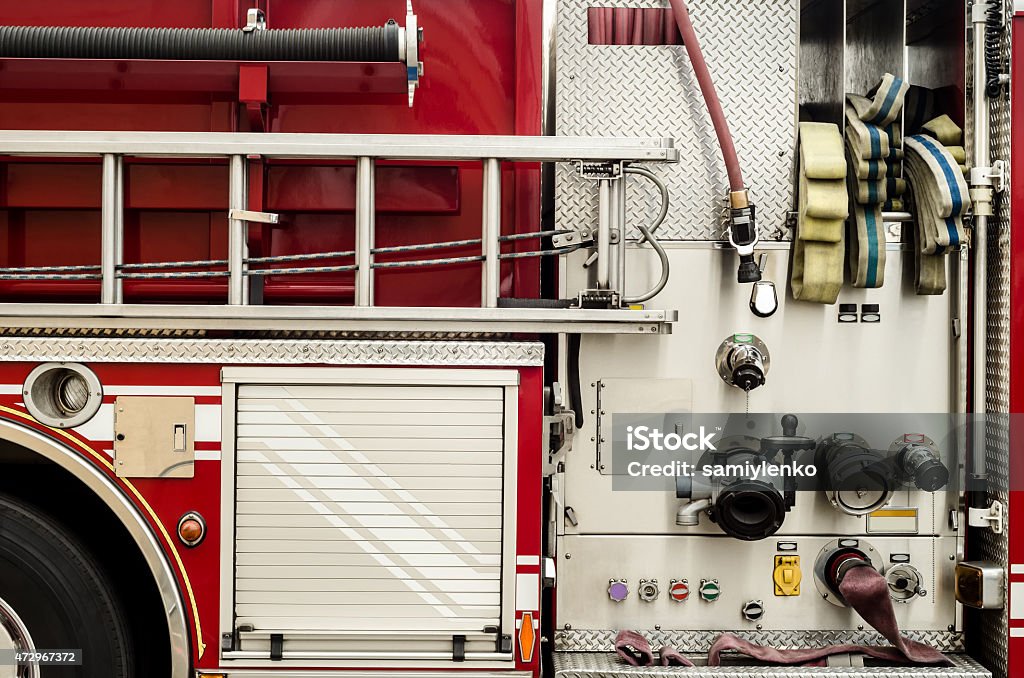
[968,500,1004,533]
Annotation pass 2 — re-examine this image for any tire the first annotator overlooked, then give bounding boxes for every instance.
[0,493,133,678]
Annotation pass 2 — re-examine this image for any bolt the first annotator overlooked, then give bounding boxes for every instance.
[564,623,572,630]
[756,624,763,630]
[858,624,864,631]
[655,624,661,631]
[949,555,956,561]
[565,553,572,559]
[948,624,955,632]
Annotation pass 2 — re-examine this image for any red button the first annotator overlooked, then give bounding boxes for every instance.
[669,581,690,601]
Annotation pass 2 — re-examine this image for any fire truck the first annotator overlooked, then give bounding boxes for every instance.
[0,0,1018,677]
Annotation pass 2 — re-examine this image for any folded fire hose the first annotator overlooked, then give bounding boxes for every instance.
[904,123,971,295]
[614,564,951,667]
[791,122,847,304]
[842,75,909,290]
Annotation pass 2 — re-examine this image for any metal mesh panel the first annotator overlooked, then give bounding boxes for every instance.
[972,1,1012,676]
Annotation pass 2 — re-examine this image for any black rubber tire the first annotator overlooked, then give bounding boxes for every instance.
[0,493,133,678]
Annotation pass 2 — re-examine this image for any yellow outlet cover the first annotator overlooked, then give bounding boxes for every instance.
[774,555,801,596]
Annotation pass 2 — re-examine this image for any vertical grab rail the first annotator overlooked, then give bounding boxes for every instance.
[481,158,501,307]
[228,155,248,305]
[596,179,611,289]
[100,153,124,304]
[355,156,376,307]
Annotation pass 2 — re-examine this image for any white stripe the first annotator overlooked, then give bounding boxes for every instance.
[73,403,221,443]
[0,384,221,396]
[516,573,539,611]
[1010,564,1024,575]
[1011,583,1024,619]
[195,450,222,461]
[106,385,221,396]
[516,555,540,566]
[1012,628,1024,638]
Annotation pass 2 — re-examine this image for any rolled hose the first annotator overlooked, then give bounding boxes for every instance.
[666,0,744,194]
[0,23,402,62]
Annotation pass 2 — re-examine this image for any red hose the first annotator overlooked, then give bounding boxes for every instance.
[667,0,745,194]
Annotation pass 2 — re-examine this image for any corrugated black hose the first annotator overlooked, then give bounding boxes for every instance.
[0,21,401,62]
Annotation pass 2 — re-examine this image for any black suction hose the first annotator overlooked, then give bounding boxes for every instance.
[0,22,402,62]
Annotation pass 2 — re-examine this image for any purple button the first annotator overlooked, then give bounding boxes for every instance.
[608,581,629,602]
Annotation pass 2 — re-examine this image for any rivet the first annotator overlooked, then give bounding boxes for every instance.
[565,553,572,559]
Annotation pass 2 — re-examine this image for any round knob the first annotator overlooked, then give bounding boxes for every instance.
[669,579,690,602]
[698,579,720,602]
[638,579,660,602]
[781,414,798,436]
[741,600,765,621]
[607,580,629,602]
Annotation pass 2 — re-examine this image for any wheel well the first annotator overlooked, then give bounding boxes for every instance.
[0,438,174,678]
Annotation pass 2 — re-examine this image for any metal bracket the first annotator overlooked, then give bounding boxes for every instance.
[968,500,1004,533]
[552,228,593,249]
[970,160,1007,193]
[575,160,623,181]
[229,209,280,224]
[404,1,422,107]
[576,289,621,309]
[555,228,619,250]
[242,8,267,32]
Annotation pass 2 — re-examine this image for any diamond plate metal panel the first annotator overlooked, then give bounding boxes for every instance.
[554,629,964,654]
[553,651,989,678]
[0,338,544,367]
[555,0,798,241]
[968,2,1012,677]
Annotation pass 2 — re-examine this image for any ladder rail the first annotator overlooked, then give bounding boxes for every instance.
[0,131,678,308]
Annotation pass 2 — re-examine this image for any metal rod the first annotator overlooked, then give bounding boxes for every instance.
[355,156,376,306]
[608,176,621,295]
[616,174,627,298]
[596,179,611,289]
[969,5,992,490]
[481,158,501,307]
[100,154,123,304]
[228,155,248,305]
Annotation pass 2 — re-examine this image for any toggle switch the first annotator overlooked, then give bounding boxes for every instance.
[773,555,801,596]
[173,423,187,452]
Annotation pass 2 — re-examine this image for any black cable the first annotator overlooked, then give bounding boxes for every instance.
[566,334,584,429]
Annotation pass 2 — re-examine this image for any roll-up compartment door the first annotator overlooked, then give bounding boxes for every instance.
[230,380,512,654]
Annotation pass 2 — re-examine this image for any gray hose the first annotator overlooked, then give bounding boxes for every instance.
[622,166,670,304]
[0,23,402,62]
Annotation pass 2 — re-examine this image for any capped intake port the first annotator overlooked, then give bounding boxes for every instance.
[818,433,894,515]
[638,579,660,602]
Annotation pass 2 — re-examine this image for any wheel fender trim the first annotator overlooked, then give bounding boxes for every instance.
[0,411,193,678]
